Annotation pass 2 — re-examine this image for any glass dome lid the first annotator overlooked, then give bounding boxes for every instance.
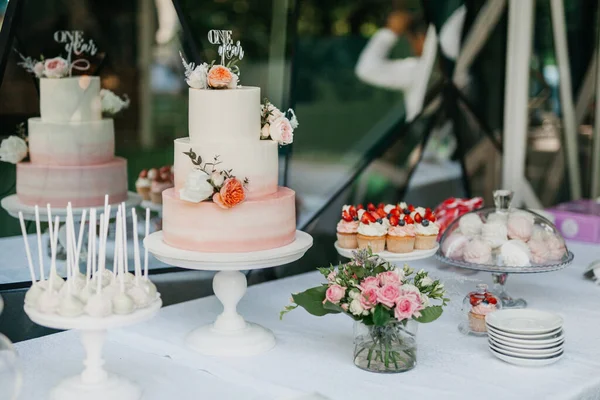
[437,190,572,270]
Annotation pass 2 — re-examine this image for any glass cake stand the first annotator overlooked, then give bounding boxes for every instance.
[436,190,574,309]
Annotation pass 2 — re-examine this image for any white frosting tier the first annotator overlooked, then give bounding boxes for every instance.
[189,87,260,143]
[28,118,114,166]
[174,137,278,199]
[40,77,102,123]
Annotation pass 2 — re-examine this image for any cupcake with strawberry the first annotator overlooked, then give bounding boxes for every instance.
[135,169,152,201]
[386,207,416,253]
[467,284,499,333]
[357,203,388,252]
[413,208,440,250]
[150,165,175,204]
[336,205,361,249]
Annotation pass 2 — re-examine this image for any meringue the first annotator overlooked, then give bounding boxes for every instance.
[507,215,533,242]
[501,240,531,267]
[528,239,548,264]
[441,232,469,260]
[458,213,483,236]
[481,222,508,249]
[463,238,492,264]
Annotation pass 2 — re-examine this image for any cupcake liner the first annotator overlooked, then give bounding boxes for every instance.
[357,234,386,253]
[336,232,358,249]
[386,235,415,253]
[136,186,151,201]
[414,234,437,250]
[468,311,487,333]
[150,191,163,205]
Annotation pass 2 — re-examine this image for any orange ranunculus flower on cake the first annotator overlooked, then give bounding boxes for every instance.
[207,65,234,89]
[213,178,246,209]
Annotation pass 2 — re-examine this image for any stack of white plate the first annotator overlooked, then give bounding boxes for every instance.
[485,309,565,367]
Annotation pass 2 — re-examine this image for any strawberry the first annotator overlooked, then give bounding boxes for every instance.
[389,208,400,218]
[427,213,436,222]
[389,216,399,226]
[425,207,432,215]
[342,210,353,222]
[376,208,387,218]
[487,297,498,305]
[404,215,414,224]
[377,203,386,210]
[367,203,376,211]
[357,204,364,210]
[414,213,423,223]
[408,204,415,212]
[469,297,480,306]
[349,205,357,217]
[139,169,148,178]
[369,211,379,222]
[360,213,371,224]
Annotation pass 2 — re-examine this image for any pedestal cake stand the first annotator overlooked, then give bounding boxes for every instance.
[1,192,142,222]
[24,298,162,400]
[335,242,439,263]
[144,230,313,356]
[435,252,574,308]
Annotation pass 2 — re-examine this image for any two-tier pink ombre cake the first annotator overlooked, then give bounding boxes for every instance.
[162,86,297,253]
[16,77,128,207]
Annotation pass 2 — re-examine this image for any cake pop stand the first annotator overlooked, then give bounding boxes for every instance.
[144,230,313,357]
[140,201,162,217]
[24,298,162,400]
[435,252,574,308]
[335,242,439,263]
[1,192,142,222]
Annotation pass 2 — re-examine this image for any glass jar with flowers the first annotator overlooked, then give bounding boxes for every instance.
[281,249,449,373]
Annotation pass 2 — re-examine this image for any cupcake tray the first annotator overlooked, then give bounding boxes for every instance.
[335,242,439,262]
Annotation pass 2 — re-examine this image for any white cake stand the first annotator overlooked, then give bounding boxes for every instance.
[1,192,142,222]
[335,242,439,263]
[24,298,162,400]
[144,230,313,357]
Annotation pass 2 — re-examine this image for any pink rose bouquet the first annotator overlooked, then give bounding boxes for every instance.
[281,249,448,372]
[260,99,298,145]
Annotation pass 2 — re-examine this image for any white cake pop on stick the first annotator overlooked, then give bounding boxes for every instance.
[38,216,61,313]
[34,206,45,282]
[45,205,65,290]
[127,208,153,307]
[120,203,135,285]
[20,212,44,307]
[85,216,112,317]
[112,208,135,315]
[142,207,157,297]
[58,205,84,317]
[79,208,97,303]
[73,208,88,282]
[94,207,114,288]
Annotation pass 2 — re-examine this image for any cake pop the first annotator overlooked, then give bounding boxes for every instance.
[19,211,46,307]
[112,207,135,315]
[37,216,62,313]
[84,216,112,317]
[141,207,158,298]
[127,207,153,307]
[58,206,84,317]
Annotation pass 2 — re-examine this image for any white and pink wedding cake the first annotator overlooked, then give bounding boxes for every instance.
[1,32,130,208]
[162,34,298,253]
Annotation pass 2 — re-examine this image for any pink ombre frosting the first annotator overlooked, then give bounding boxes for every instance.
[162,187,296,252]
[388,224,415,237]
[16,158,128,207]
[337,220,359,233]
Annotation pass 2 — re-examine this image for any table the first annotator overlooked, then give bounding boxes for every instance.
[12,241,600,400]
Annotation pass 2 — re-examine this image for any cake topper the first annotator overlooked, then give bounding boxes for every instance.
[179,29,243,90]
[179,150,248,209]
[17,31,99,78]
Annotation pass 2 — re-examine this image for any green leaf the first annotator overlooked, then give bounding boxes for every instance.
[414,306,443,323]
[292,286,339,317]
[372,304,391,326]
[323,301,343,313]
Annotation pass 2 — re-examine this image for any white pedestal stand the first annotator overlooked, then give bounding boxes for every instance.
[144,230,313,356]
[335,242,439,263]
[24,298,162,400]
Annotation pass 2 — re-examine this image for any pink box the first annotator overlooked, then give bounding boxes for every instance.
[546,200,600,243]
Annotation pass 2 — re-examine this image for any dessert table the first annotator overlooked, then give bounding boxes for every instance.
[12,241,600,400]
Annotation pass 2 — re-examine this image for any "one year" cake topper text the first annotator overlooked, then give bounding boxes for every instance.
[207,29,244,66]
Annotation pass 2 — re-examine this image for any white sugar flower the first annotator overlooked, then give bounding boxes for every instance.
[210,170,225,187]
[228,73,239,89]
[100,89,130,115]
[260,124,270,139]
[33,62,45,78]
[179,169,214,203]
[186,63,209,89]
[0,136,28,164]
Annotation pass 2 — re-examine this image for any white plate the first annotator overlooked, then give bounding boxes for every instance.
[486,324,563,339]
[334,242,438,262]
[489,341,563,358]
[488,333,565,350]
[488,337,563,355]
[489,346,564,367]
[486,309,563,334]
[488,329,565,346]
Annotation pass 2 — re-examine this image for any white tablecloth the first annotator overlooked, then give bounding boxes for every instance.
[12,241,600,400]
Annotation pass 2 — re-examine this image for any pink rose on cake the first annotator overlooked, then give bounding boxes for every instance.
[213,178,246,209]
[269,117,294,145]
[260,99,298,145]
[44,57,69,78]
[207,65,237,89]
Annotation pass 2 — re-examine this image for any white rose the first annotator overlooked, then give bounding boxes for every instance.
[420,293,430,307]
[228,73,239,89]
[0,136,28,164]
[349,299,366,316]
[43,57,69,78]
[100,89,130,115]
[269,117,293,145]
[287,108,299,129]
[260,124,270,139]
[33,62,45,78]
[421,276,434,287]
[348,289,360,300]
[393,268,405,281]
[186,63,208,89]
[265,103,284,124]
[211,171,225,187]
[179,169,214,203]
[402,284,420,294]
